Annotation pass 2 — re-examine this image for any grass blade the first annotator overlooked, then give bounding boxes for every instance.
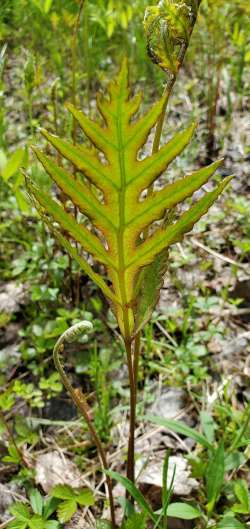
[145,415,214,450]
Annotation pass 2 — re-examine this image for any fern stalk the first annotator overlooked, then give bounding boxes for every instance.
[126,331,141,487]
[53,322,116,528]
[151,0,203,156]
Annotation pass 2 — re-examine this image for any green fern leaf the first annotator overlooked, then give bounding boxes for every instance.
[28,60,232,338]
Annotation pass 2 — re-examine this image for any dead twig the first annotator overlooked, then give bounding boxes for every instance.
[0,518,15,529]
[155,321,178,347]
[191,238,250,274]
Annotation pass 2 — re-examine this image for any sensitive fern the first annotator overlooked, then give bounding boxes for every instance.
[27,60,231,339]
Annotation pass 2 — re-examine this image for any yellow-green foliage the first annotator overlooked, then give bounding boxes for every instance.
[28,61,231,338]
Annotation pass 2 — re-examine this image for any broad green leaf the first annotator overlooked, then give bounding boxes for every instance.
[200,411,216,444]
[217,514,247,529]
[7,520,27,529]
[44,522,61,529]
[125,512,147,529]
[3,443,22,464]
[206,442,225,514]
[29,489,43,516]
[57,499,77,523]
[76,488,95,506]
[167,503,201,520]
[30,60,231,337]
[43,497,60,520]
[28,515,45,529]
[234,480,250,509]
[50,484,75,500]
[225,452,246,472]
[1,149,25,181]
[232,504,250,515]
[10,503,30,522]
[232,480,250,513]
[105,470,157,523]
[145,415,213,450]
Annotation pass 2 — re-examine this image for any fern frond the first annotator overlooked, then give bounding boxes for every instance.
[28,60,232,337]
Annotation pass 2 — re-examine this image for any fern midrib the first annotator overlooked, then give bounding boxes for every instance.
[116,90,131,338]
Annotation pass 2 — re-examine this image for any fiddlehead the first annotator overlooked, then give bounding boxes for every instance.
[53,321,116,528]
[144,0,201,75]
